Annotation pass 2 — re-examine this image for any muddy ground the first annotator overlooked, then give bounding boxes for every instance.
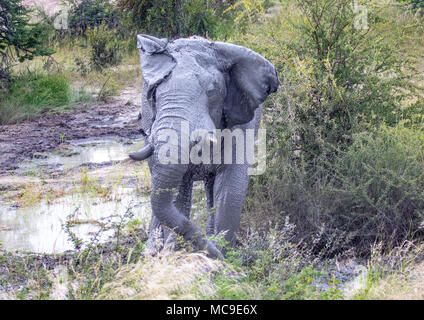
[0,94,142,174]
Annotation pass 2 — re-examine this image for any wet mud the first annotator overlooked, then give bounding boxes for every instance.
[0,97,142,174]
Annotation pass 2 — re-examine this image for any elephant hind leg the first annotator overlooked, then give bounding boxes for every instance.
[205,175,215,237]
[213,165,250,246]
[173,172,193,219]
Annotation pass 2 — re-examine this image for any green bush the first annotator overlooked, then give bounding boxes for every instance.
[411,0,424,9]
[0,72,71,124]
[245,126,424,254]
[223,0,275,33]
[210,225,342,300]
[332,126,424,247]
[397,0,424,10]
[86,21,123,70]
[67,0,123,36]
[181,0,218,37]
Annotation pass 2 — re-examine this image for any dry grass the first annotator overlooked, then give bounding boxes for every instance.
[0,292,16,300]
[48,265,73,300]
[97,250,228,300]
[15,182,43,207]
[12,179,69,207]
[351,241,424,300]
[365,261,424,300]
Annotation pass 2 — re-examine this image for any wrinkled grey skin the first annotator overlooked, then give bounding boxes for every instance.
[130,35,279,258]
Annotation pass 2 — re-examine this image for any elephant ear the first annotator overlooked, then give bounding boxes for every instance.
[214,42,279,127]
[137,34,177,135]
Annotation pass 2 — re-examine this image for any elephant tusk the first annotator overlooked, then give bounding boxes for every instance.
[129,144,154,161]
[204,133,218,146]
[208,135,218,145]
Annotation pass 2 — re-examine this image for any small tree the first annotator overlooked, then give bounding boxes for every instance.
[86,20,123,70]
[397,0,424,11]
[0,0,52,86]
[67,0,123,36]
[118,0,234,38]
[232,0,424,163]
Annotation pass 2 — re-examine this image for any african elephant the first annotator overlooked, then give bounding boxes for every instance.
[130,35,279,258]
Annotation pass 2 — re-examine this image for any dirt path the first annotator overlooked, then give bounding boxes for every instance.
[0,91,142,174]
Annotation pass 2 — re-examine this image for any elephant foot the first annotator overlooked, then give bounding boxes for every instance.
[187,231,223,260]
[205,240,223,260]
[143,226,165,256]
[146,226,223,259]
[142,246,158,257]
[144,225,183,257]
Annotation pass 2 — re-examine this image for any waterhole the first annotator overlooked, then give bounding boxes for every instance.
[0,189,151,254]
[0,138,151,254]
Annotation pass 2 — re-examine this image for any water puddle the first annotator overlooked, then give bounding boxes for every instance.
[0,135,152,254]
[18,137,145,173]
[0,189,151,254]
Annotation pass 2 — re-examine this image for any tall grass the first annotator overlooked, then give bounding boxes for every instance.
[0,72,72,124]
[0,39,140,124]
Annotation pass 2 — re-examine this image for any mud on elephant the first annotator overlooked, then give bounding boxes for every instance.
[129,35,279,258]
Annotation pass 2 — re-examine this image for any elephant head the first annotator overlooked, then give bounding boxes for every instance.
[129,35,279,161]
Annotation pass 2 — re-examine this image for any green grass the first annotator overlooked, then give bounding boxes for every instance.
[0,39,140,125]
[0,71,91,124]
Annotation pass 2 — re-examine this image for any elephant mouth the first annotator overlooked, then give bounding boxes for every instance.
[129,121,218,163]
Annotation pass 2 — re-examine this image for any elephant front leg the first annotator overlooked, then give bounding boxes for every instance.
[149,164,222,259]
[213,165,250,246]
[146,174,193,254]
[163,175,193,249]
[145,215,165,255]
[145,166,191,255]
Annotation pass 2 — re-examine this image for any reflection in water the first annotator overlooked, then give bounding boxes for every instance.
[0,190,151,254]
[19,138,145,172]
